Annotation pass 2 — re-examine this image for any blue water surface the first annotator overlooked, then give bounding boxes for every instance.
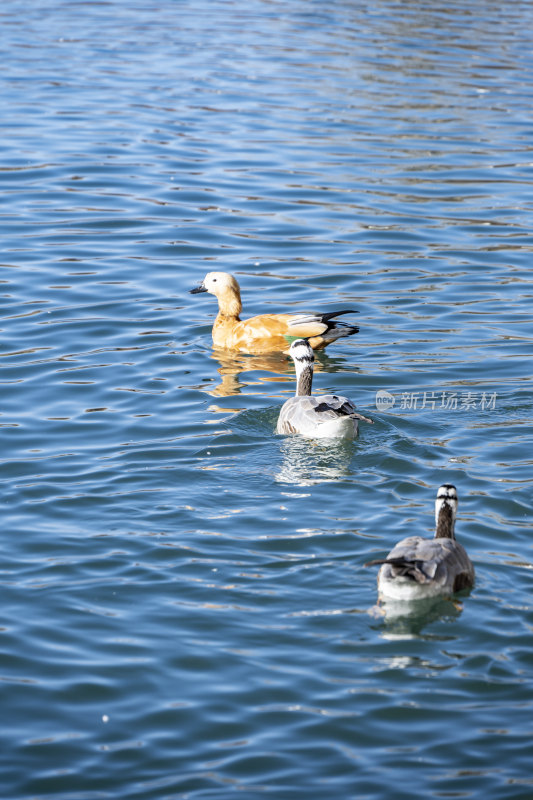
[1,1,533,798]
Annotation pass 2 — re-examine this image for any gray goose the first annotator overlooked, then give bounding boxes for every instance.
[365,484,475,600]
[276,338,372,439]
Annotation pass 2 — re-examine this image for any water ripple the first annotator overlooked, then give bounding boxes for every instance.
[1,0,533,797]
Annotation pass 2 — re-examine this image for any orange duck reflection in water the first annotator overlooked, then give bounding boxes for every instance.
[205,346,336,398]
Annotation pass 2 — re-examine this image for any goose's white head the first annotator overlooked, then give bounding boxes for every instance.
[289,338,315,370]
[435,483,458,538]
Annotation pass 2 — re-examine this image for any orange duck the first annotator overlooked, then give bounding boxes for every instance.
[190,271,359,352]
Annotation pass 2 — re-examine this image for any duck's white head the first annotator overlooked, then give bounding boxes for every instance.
[435,483,458,538]
[190,271,240,298]
[190,271,242,317]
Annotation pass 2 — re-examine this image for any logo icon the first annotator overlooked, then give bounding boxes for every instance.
[375,390,395,412]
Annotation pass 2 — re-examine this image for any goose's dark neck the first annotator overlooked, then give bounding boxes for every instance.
[296,366,313,396]
[435,504,455,539]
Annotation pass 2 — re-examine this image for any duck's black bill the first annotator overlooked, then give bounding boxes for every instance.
[190,284,207,294]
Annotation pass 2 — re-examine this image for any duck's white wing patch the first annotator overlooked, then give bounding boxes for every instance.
[286,314,328,338]
[288,313,324,326]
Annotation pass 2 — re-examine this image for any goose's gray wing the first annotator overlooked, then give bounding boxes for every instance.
[276,394,372,435]
[313,394,374,423]
[276,396,324,434]
[367,535,474,593]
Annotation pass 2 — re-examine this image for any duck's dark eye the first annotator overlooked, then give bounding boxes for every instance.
[213,278,217,282]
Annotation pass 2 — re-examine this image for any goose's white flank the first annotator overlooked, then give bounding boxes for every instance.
[190,272,359,352]
[365,484,475,601]
[276,338,373,438]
